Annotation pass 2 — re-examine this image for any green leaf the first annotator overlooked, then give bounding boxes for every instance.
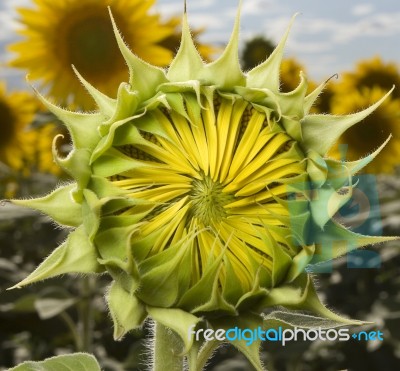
[35,297,77,320]
[8,353,101,371]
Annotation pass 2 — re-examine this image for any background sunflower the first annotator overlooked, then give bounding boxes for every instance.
[328,87,400,174]
[337,57,400,99]
[8,0,214,110]
[0,82,60,176]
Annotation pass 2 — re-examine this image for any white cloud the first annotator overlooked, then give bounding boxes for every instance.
[241,0,287,16]
[332,12,400,43]
[352,3,375,17]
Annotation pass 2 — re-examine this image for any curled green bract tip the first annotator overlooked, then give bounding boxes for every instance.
[11,4,396,369]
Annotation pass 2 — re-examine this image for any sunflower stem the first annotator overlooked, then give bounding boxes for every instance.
[78,275,95,352]
[188,340,218,371]
[152,321,184,371]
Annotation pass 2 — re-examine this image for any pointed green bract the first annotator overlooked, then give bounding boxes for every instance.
[9,226,102,289]
[109,8,167,102]
[107,280,147,340]
[301,87,394,155]
[12,183,82,227]
[247,13,298,92]
[72,65,116,117]
[167,12,204,82]
[198,3,245,88]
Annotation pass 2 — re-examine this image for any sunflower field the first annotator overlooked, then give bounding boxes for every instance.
[1,1,400,371]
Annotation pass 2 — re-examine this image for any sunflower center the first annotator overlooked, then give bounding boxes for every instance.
[0,100,15,147]
[66,14,123,77]
[189,175,234,226]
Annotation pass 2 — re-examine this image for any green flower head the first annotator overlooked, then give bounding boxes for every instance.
[11,2,395,360]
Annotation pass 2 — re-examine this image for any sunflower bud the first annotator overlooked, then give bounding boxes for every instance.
[11,4,396,366]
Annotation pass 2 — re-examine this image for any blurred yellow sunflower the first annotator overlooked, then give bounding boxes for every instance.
[329,87,400,173]
[241,35,276,71]
[337,56,400,99]
[0,82,60,176]
[9,0,179,110]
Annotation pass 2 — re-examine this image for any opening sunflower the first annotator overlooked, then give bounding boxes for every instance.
[10,4,397,369]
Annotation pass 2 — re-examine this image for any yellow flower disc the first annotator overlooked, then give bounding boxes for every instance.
[109,92,307,306]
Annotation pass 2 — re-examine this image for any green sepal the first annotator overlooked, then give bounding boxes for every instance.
[82,189,102,241]
[276,71,308,118]
[294,276,365,325]
[285,244,315,282]
[55,149,92,194]
[279,116,303,143]
[88,175,129,199]
[148,306,202,354]
[235,266,270,312]
[72,65,116,117]
[234,87,279,113]
[11,183,82,227]
[191,267,237,316]
[95,215,144,265]
[32,86,102,151]
[261,273,310,308]
[311,220,398,263]
[197,4,245,89]
[325,135,391,189]
[310,183,353,230]
[9,226,102,289]
[263,310,352,330]
[92,114,144,163]
[177,245,227,312]
[222,255,246,304]
[91,147,146,177]
[99,83,139,134]
[210,313,265,371]
[109,8,168,102]
[167,11,204,82]
[307,149,328,187]
[164,92,191,122]
[106,280,147,340]
[303,78,329,115]
[270,232,293,287]
[247,13,298,92]
[137,239,192,307]
[301,87,394,156]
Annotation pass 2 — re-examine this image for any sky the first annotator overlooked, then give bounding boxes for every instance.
[1,0,400,89]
